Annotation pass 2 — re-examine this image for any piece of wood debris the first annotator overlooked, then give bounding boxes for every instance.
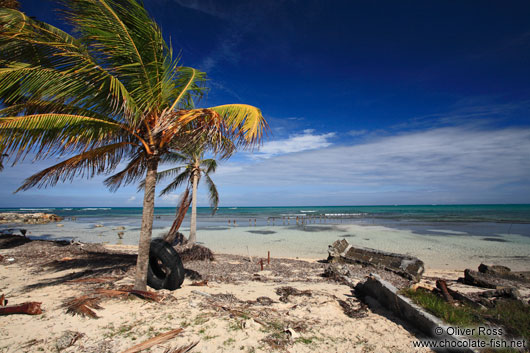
[164,341,199,353]
[0,302,42,315]
[190,280,208,287]
[0,294,7,306]
[120,328,183,353]
[436,279,454,303]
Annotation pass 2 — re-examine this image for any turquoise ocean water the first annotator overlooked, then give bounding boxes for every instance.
[2,204,530,222]
[2,204,530,269]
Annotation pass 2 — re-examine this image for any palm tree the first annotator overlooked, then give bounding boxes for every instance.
[0,1,267,291]
[156,149,220,244]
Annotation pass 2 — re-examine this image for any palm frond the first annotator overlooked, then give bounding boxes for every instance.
[168,67,207,111]
[0,8,138,119]
[62,0,169,113]
[104,150,146,192]
[137,165,184,191]
[209,104,268,146]
[159,150,187,164]
[200,159,217,174]
[0,113,127,162]
[16,142,132,192]
[204,174,219,214]
[159,169,191,196]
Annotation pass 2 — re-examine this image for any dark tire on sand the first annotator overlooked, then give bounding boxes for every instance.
[147,238,185,290]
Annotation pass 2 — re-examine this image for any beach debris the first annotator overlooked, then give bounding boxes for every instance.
[55,330,83,351]
[478,263,530,282]
[190,280,208,286]
[117,231,124,239]
[64,287,161,318]
[328,239,425,281]
[355,274,475,351]
[57,223,64,227]
[0,301,43,316]
[259,258,264,271]
[0,254,3,262]
[409,282,436,292]
[94,224,104,228]
[163,341,200,353]
[19,229,27,236]
[285,327,300,339]
[459,264,530,291]
[120,328,183,353]
[64,295,102,318]
[338,298,368,318]
[255,296,275,306]
[262,331,291,350]
[174,244,214,262]
[95,287,162,302]
[461,269,524,289]
[323,263,360,288]
[479,287,522,302]
[435,279,454,303]
[191,290,212,298]
[276,286,312,303]
[0,294,7,306]
[7,257,15,262]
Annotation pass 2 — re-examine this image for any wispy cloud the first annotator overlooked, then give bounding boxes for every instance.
[216,126,530,205]
[251,129,335,159]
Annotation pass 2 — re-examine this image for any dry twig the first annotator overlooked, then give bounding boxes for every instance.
[120,328,183,353]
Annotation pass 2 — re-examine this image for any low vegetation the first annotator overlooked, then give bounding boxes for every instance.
[403,288,530,342]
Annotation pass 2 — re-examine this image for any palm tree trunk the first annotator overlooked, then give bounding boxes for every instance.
[164,188,191,244]
[134,156,159,291]
[189,170,199,244]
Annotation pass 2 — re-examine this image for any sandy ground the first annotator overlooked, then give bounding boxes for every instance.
[0,236,434,353]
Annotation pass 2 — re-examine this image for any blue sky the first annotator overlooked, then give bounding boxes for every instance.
[1,0,530,207]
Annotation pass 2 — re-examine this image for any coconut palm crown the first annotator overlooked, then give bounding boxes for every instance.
[157,149,220,244]
[0,0,267,290]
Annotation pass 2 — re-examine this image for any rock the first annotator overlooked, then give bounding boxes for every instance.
[117,231,124,239]
[0,212,63,224]
[94,224,104,228]
[57,224,64,227]
[328,239,424,281]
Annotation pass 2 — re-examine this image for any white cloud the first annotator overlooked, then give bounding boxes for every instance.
[215,126,530,205]
[252,129,335,159]
[127,196,136,202]
[158,193,182,205]
[348,129,368,137]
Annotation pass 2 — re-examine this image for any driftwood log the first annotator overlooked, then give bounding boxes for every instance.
[328,239,424,281]
[478,264,530,283]
[0,302,42,315]
[462,269,522,289]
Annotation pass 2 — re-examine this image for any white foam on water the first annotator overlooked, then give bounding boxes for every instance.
[427,229,468,235]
